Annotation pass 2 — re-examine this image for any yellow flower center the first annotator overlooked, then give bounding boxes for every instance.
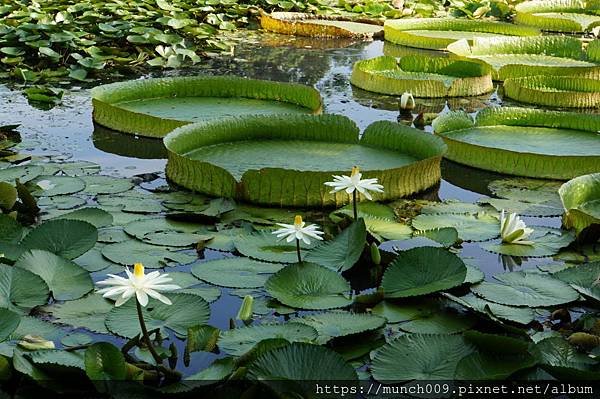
[134,263,145,278]
[294,215,303,227]
[351,166,360,176]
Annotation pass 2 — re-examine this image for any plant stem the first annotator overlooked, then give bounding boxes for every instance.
[136,299,163,365]
[296,238,302,263]
[352,190,358,220]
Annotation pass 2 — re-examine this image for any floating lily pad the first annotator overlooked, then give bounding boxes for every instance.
[363,218,413,241]
[504,76,600,108]
[265,263,352,310]
[372,299,476,333]
[92,76,322,138]
[81,175,133,195]
[411,212,499,242]
[381,247,467,298]
[351,55,492,97]
[0,308,20,343]
[479,198,563,217]
[304,218,366,272]
[101,240,196,269]
[371,333,475,381]
[124,217,205,240]
[553,262,600,302]
[471,271,580,307]
[42,294,113,334]
[482,227,575,257]
[191,257,284,288]
[248,343,357,388]
[97,227,129,244]
[448,36,600,80]
[260,11,383,38]
[233,231,316,263]
[218,323,317,356]
[0,264,49,313]
[29,176,86,197]
[559,173,600,238]
[15,249,93,301]
[164,115,446,207]
[434,107,600,179]
[105,293,209,338]
[515,0,600,32]
[384,18,539,50]
[534,337,600,379]
[294,311,386,344]
[20,219,97,260]
[38,195,86,210]
[97,194,164,214]
[53,207,114,228]
[444,293,535,325]
[74,247,118,272]
[167,272,221,302]
[489,177,563,203]
[0,165,43,184]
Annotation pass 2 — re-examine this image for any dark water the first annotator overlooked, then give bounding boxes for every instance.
[0,32,573,376]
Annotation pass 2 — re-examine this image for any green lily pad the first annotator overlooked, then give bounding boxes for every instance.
[0,308,21,343]
[372,299,476,333]
[304,218,366,272]
[167,272,221,302]
[471,271,580,307]
[248,342,357,387]
[218,323,317,357]
[74,247,118,272]
[15,249,93,301]
[553,262,600,302]
[38,195,86,210]
[53,207,114,228]
[411,212,499,242]
[482,227,575,257]
[20,219,98,260]
[233,231,317,264]
[534,337,600,379]
[81,175,133,195]
[261,11,382,38]
[444,293,535,325]
[0,214,24,244]
[124,217,205,240]
[30,176,85,197]
[42,294,113,334]
[105,293,210,339]
[381,247,467,298]
[265,263,352,310]
[515,1,600,32]
[191,257,284,288]
[294,311,386,344]
[0,165,43,183]
[488,177,562,204]
[371,333,475,381]
[479,198,563,217]
[0,264,49,313]
[559,173,600,237]
[101,240,196,269]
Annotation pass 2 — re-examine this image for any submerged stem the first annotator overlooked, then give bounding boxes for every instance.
[296,238,302,263]
[136,299,163,365]
[352,190,358,220]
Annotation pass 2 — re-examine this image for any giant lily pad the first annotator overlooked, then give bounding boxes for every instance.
[433,107,600,179]
[265,263,352,310]
[559,173,600,238]
[381,247,467,298]
[351,55,492,97]
[448,36,600,80]
[504,76,600,108]
[164,115,446,207]
[471,271,580,307]
[384,18,539,50]
[260,11,383,38]
[218,323,317,356]
[92,76,322,138]
[515,0,600,33]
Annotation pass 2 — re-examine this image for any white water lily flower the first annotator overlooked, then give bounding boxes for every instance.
[400,92,415,111]
[324,166,384,200]
[272,215,324,245]
[36,180,56,191]
[500,210,534,245]
[96,263,180,307]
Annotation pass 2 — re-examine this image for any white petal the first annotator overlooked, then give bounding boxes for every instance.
[136,290,149,307]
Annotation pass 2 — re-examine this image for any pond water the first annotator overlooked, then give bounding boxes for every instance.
[0,31,586,377]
